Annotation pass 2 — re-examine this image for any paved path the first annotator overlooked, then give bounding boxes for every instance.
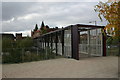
[0,56,2,79]
[2,56,118,78]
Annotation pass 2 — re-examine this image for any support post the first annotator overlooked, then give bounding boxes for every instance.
[55,32,58,56]
[103,33,106,56]
[50,34,53,50]
[71,25,79,60]
[45,37,46,48]
[62,30,64,56]
[88,30,91,57]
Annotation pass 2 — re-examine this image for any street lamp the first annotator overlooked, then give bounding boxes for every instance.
[89,21,97,26]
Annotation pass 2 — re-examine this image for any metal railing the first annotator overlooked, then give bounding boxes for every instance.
[106,45,119,56]
[1,47,62,64]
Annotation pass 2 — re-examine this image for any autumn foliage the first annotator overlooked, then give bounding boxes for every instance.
[95,1,120,38]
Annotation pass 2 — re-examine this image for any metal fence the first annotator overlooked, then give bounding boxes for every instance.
[106,45,119,56]
[2,47,63,64]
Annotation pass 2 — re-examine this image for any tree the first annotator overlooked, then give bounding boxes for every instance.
[34,24,38,31]
[95,1,120,37]
[95,1,120,55]
[40,22,50,34]
[107,37,113,46]
[40,21,45,30]
[16,37,33,48]
[46,25,49,29]
[2,38,15,52]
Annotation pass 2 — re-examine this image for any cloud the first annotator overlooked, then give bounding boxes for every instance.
[2,2,107,36]
[3,17,15,23]
[2,2,36,21]
[17,13,40,20]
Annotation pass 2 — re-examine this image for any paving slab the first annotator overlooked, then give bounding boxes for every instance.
[2,56,118,78]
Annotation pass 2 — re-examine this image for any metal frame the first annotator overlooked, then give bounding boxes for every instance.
[34,24,106,60]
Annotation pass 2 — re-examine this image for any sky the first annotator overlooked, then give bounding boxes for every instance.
[1,0,108,36]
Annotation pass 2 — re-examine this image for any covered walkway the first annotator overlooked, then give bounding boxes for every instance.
[34,24,106,60]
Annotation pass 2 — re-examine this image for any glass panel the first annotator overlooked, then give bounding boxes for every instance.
[64,29,71,58]
[90,29,96,55]
[43,42,45,49]
[52,36,56,53]
[96,28,102,56]
[57,33,62,55]
[90,28,102,56]
[79,31,88,54]
[79,28,103,57]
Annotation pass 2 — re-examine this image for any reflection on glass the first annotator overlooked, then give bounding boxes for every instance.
[79,28,102,57]
[64,29,71,58]
[57,33,62,55]
[79,31,88,54]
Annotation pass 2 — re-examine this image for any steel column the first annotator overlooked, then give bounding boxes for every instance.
[71,25,79,60]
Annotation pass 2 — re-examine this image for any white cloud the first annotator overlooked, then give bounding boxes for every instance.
[2,17,15,23]
[17,13,40,20]
[11,17,14,21]
[2,2,107,36]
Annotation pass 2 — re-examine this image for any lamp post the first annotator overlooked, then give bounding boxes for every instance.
[89,21,97,26]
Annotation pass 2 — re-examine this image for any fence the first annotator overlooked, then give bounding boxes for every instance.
[2,47,63,64]
[106,45,119,56]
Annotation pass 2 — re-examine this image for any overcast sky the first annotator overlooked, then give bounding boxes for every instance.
[1,0,108,36]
